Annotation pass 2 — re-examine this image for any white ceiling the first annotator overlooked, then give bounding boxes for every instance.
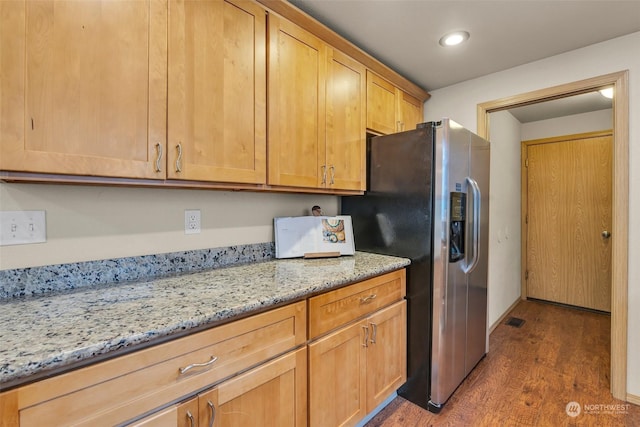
[288,0,640,121]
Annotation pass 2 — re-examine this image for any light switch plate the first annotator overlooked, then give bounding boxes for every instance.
[0,210,47,246]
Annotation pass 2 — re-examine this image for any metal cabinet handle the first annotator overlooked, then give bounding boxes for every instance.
[207,400,216,427]
[360,294,377,304]
[602,230,611,239]
[155,143,163,172]
[186,410,196,427]
[329,165,335,185]
[370,323,377,344]
[176,143,183,173]
[362,325,369,348]
[179,356,218,375]
[321,165,327,184]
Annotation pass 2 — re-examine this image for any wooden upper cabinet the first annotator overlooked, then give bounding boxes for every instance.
[366,71,423,135]
[399,91,424,131]
[268,14,365,191]
[167,0,267,184]
[366,71,397,135]
[325,49,366,191]
[268,14,326,189]
[0,0,167,179]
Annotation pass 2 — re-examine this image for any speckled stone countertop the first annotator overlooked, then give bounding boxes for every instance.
[0,252,409,391]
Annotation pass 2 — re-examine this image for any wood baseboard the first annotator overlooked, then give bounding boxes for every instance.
[489,297,522,333]
[626,393,640,406]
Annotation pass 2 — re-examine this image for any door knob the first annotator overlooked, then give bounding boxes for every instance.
[602,230,611,239]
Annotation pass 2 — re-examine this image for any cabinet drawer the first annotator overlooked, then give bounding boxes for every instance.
[308,269,406,339]
[17,301,306,427]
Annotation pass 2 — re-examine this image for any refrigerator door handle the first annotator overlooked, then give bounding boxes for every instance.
[463,177,481,274]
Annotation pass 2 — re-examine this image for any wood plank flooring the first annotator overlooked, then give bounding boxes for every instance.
[366,299,640,426]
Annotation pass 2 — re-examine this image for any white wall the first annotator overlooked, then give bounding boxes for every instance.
[423,31,640,397]
[0,184,339,269]
[484,111,522,328]
[521,108,613,141]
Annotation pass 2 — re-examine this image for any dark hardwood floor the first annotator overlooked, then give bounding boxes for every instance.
[366,299,640,426]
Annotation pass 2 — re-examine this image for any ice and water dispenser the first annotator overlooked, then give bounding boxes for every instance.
[449,192,466,263]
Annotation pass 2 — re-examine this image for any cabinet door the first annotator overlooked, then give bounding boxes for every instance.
[398,91,423,132]
[177,398,200,427]
[325,49,366,191]
[0,0,167,179]
[309,321,366,427]
[128,397,198,427]
[129,405,179,427]
[167,0,266,184]
[365,300,407,412]
[268,14,326,188]
[207,348,307,427]
[366,71,397,135]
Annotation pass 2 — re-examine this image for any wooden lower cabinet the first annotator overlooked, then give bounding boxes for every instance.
[365,301,407,408]
[1,301,305,427]
[130,405,183,427]
[308,300,407,427]
[306,269,407,426]
[308,320,366,426]
[0,269,406,427]
[131,348,307,427]
[209,347,307,427]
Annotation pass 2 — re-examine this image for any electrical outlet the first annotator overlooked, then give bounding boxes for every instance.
[0,210,47,246]
[184,209,201,234]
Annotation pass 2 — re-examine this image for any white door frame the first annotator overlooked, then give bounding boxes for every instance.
[476,70,629,400]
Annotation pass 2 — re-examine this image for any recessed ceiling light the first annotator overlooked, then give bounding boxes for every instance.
[439,31,470,47]
[599,87,614,99]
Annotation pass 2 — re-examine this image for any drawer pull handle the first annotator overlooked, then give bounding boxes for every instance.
[186,410,195,427]
[370,322,377,344]
[207,400,216,427]
[360,294,377,304]
[362,325,369,348]
[179,355,218,375]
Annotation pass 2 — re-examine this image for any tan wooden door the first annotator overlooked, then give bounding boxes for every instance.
[325,49,366,191]
[167,0,266,184]
[1,0,167,179]
[525,131,612,312]
[268,15,326,188]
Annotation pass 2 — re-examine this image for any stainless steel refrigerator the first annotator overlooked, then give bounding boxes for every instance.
[341,118,490,413]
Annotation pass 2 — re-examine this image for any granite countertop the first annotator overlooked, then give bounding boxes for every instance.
[0,251,409,391]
